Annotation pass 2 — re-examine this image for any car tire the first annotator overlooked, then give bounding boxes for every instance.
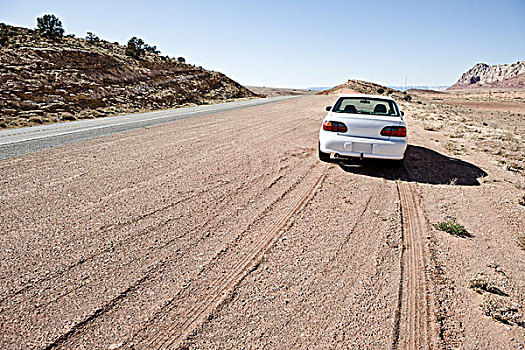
[390,158,405,168]
[318,143,332,163]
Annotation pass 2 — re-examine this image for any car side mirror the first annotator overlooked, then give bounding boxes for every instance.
[400,111,405,116]
[326,106,332,111]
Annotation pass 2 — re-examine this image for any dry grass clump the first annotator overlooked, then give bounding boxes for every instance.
[519,195,525,207]
[28,116,44,124]
[481,295,520,324]
[517,236,525,250]
[443,141,465,155]
[443,141,457,153]
[434,220,471,238]
[444,129,464,139]
[468,272,507,296]
[423,122,442,131]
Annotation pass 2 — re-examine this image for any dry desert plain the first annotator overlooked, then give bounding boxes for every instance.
[0,89,524,349]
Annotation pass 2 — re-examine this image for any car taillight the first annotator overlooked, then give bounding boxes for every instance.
[322,121,347,133]
[381,126,407,137]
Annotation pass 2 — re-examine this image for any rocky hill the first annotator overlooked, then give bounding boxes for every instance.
[448,61,525,89]
[317,79,412,101]
[0,23,257,128]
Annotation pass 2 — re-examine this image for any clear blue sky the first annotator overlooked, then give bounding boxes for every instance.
[1,0,524,88]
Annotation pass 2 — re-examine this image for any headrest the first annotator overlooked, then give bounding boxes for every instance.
[343,105,357,113]
[374,104,387,113]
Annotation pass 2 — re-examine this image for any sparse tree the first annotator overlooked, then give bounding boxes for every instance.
[177,56,186,63]
[36,14,64,40]
[0,24,11,47]
[144,44,160,54]
[85,32,100,44]
[125,37,145,58]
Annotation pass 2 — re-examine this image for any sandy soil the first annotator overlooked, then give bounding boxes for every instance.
[247,86,317,97]
[0,95,523,349]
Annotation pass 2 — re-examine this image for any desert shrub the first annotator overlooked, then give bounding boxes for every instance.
[517,236,525,250]
[60,112,76,121]
[377,88,385,94]
[468,272,507,295]
[0,24,11,46]
[482,295,519,324]
[434,220,471,237]
[518,194,525,207]
[125,37,145,58]
[144,44,160,54]
[177,56,186,63]
[29,116,44,124]
[36,14,64,40]
[85,32,100,44]
[403,94,412,101]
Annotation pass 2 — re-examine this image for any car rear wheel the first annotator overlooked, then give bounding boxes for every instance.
[390,158,405,168]
[318,142,332,163]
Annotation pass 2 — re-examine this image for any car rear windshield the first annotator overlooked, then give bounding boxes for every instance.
[332,97,399,116]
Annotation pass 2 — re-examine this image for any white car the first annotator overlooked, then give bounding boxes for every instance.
[319,94,407,163]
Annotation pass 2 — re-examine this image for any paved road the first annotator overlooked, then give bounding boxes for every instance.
[0,96,295,159]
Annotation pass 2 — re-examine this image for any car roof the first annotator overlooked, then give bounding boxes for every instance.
[337,93,396,101]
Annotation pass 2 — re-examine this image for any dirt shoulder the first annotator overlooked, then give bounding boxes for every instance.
[0,95,523,349]
[246,86,317,97]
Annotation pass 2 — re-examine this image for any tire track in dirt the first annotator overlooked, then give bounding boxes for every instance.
[0,180,237,306]
[36,162,321,349]
[132,163,329,350]
[1,156,306,321]
[0,122,305,300]
[393,180,436,350]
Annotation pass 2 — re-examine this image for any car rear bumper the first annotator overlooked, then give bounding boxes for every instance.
[319,133,407,160]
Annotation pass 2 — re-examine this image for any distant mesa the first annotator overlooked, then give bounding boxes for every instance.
[448,61,525,89]
[389,85,449,91]
[317,79,412,101]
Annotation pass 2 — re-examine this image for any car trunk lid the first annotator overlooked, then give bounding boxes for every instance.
[333,114,403,140]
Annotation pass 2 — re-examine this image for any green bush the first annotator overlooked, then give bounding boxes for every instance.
[0,24,10,47]
[144,44,160,54]
[377,88,385,94]
[177,56,186,63]
[85,32,100,44]
[125,37,145,58]
[36,14,64,40]
[434,220,471,237]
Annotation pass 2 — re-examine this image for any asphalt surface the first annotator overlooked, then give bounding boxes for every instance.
[0,96,296,159]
